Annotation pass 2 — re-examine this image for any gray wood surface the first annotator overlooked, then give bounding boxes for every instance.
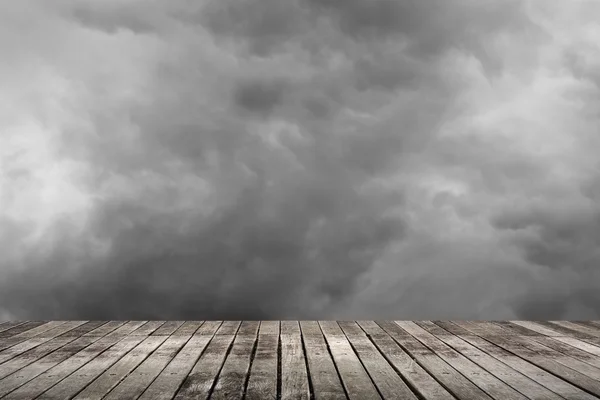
[2,320,600,399]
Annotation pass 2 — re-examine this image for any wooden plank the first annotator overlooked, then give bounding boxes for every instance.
[0,335,101,398]
[196,321,223,335]
[0,321,87,365]
[0,336,76,380]
[102,334,191,400]
[195,321,223,336]
[461,321,600,379]
[460,325,600,397]
[514,336,600,380]
[17,322,74,339]
[490,321,541,336]
[530,336,600,368]
[174,322,240,399]
[398,321,528,400]
[427,324,564,400]
[0,322,68,352]
[319,321,381,399]
[59,322,108,338]
[300,321,346,399]
[210,321,260,400]
[137,323,220,400]
[448,321,507,337]
[525,321,598,341]
[0,322,27,334]
[339,321,417,400]
[82,321,126,337]
[0,322,46,338]
[36,336,148,400]
[173,321,204,336]
[131,321,166,336]
[549,321,600,338]
[259,321,280,335]
[151,321,184,336]
[71,335,167,400]
[454,330,598,400]
[215,321,241,336]
[281,320,301,335]
[245,321,279,400]
[414,321,454,337]
[357,321,453,400]
[0,321,101,384]
[576,321,600,332]
[280,321,310,400]
[3,333,142,399]
[550,336,600,358]
[377,321,493,400]
[510,321,571,337]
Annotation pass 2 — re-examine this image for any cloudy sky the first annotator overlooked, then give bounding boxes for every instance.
[1,0,599,321]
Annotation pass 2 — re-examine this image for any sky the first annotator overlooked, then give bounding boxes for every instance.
[1,0,599,321]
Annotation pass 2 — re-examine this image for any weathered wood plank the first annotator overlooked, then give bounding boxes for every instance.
[491,321,540,336]
[414,321,454,337]
[398,321,528,400]
[0,321,87,365]
[453,331,598,400]
[210,321,260,400]
[0,320,101,384]
[137,323,220,400]
[245,321,279,400]
[0,322,68,352]
[377,321,493,400]
[0,335,101,398]
[71,335,167,400]
[464,322,600,377]
[104,321,149,338]
[151,321,185,336]
[173,321,204,336]
[82,321,127,337]
[0,336,76,380]
[576,321,600,333]
[550,336,600,358]
[174,322,240,399]
[59,321,108,338]
[549,321,600,338]
[131,321,166,336]
[339,321,417,400]
[357,321,453,400]
[102,334,191,400]
[215,321,242,336]
[460,325,600,397]
[530,335,600,369]
[281,320,301,335]
[509,321,568,337]
[319,321,381,399]
[36,336,148,400]
[424,322,564,400]
[0,322,27,334]
[3,332,140,399]
[280,321,310,400]
[300,321,346,399]
[6,320,600,400]
[0,322,46,338]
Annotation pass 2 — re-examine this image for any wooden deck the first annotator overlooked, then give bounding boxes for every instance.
[1,321,600,399]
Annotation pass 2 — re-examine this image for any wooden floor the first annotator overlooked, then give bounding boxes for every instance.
[1,322,600,399]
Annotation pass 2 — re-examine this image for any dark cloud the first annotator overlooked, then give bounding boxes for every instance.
[1,0,599,321]
[233,79,288,116]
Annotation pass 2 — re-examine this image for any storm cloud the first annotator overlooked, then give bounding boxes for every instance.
[1,0,599,320]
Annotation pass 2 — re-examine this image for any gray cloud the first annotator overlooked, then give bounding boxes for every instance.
[233,78,288,117]
[1,0,599,320]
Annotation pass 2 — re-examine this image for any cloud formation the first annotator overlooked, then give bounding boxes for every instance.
[1,0,599,320]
